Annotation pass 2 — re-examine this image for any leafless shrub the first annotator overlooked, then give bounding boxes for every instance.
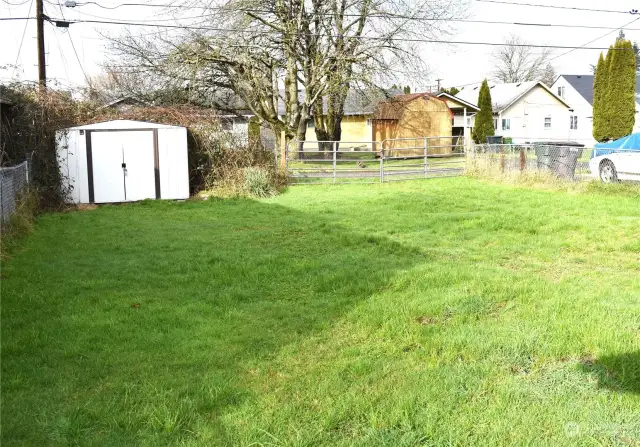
[1,84,96,209]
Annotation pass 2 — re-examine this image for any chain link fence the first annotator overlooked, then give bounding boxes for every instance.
[0,161,30,223]
[286,137,465,184]
[468,144,640,183]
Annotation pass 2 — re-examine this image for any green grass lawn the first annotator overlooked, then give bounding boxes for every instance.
[2,178,639,446]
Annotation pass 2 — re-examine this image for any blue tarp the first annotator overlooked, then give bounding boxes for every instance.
[593,133,640,157]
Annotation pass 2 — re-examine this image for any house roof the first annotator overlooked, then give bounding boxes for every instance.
[560,75,595,105]
[435,91,480,111]
[374,93,449,120]
[455,81,570,113]
[559,74,640,106]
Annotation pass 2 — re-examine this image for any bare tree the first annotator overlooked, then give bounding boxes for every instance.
[491,34,554,84]
[105,0,468,153]
[540,63,557,87]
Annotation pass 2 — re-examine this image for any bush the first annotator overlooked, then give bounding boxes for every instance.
[242,167,277,198]
[0,188,39,260]
[1,85,96,209]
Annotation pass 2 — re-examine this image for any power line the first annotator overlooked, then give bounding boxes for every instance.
[67,30,90,84]
[33,17,640,51]
[47,1,640,31]
[446,14,639,92]
[11,0,35,79]
[548,16,640,62]
[6,14,640,33]
[2,0,31,5]
[62,0,640,16]
[474,0,638,15]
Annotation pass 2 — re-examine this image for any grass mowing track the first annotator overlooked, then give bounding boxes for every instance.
[2,177,639,446]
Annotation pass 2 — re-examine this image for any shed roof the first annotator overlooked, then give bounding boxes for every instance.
[455,81,570,112]
[67,119,184,130]
[374,93,449,120]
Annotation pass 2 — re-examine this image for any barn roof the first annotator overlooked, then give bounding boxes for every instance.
[374,93,449,120]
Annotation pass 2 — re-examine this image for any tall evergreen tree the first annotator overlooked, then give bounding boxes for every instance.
[472,79,495,144]
[605,39,636,140]
[599,47,615,141]
[592,52,607,141]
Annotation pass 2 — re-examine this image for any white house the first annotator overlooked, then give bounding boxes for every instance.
[551,74,640,147]
[455,81,572,144]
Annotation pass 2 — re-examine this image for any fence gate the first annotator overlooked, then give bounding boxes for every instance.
[286,137,466,184]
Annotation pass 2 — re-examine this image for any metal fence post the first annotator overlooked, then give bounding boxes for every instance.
[423,137,428,178]
[379,142,384,183]
[332,141,337,184]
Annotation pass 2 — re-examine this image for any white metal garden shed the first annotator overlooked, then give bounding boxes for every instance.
[57,120,189,204]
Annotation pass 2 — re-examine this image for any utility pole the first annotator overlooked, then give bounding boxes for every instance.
[36,0,46,89]
[435,78,443,92]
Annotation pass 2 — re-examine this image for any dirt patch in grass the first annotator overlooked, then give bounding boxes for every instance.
[415,315,439,325]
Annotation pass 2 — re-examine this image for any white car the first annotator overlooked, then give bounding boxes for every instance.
[589,150,640,183]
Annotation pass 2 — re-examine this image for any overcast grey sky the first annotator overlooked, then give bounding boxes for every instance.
[1,0,639,91]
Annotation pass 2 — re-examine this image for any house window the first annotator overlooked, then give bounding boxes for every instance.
[502,118,510,131]
[493,118,498,130]
[557,86,565,98]
[467,117,471,127]
[570,116,578,130]
[544,117,552,129]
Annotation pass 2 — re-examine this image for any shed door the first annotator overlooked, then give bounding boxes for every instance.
[90,131,156,203]
[122,132,156,201]
[91,132,126,203]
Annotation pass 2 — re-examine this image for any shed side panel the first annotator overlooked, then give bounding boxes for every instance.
[157,128,189,199]
[56,130,89,203]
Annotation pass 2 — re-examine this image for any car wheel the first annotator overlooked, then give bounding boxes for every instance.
[599,160,618,183]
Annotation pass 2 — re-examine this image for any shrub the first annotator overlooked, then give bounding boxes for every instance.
[1,85,95,209]
[242,167,277,198]
[0,188,39,260]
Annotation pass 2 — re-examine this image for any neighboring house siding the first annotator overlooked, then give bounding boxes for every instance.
[453,115,475,127]
[496,86,571,144]
[552,74,640,146]
[551,76,596,146]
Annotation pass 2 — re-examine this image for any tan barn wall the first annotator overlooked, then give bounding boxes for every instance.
[374,97,453,156]
[302,115,374,151]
